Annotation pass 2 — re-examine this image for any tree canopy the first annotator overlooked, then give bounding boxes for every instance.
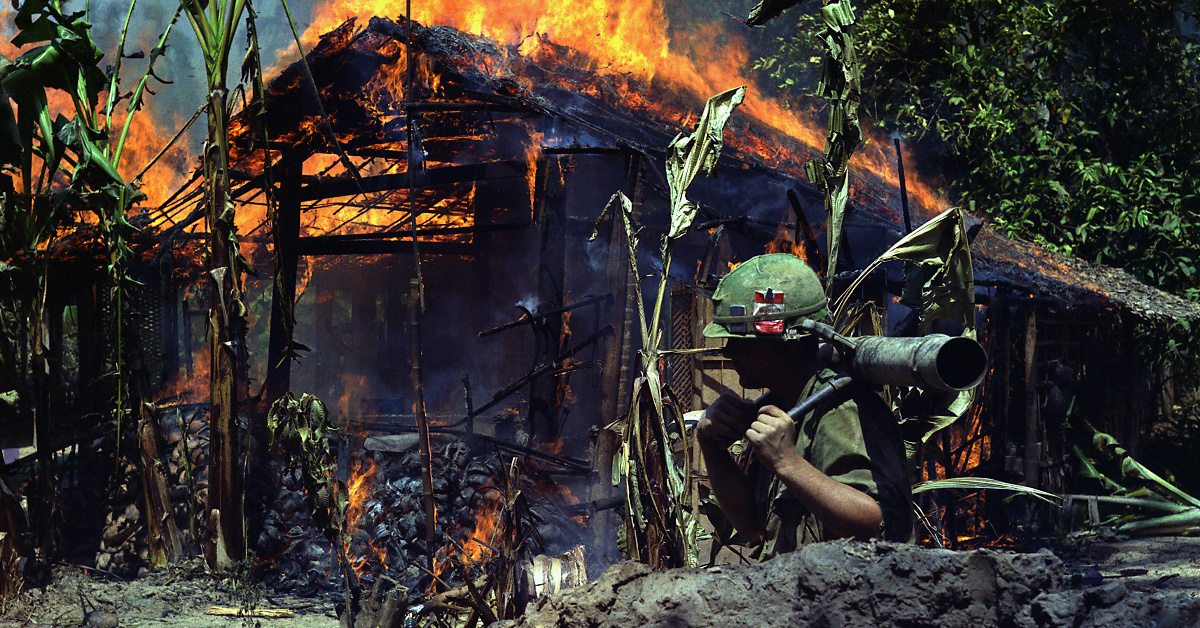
[755,0,1200,303]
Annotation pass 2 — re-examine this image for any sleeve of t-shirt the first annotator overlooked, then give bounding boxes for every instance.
[804,398,881,497]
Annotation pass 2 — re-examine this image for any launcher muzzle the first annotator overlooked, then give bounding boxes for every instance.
[800,319,988,392]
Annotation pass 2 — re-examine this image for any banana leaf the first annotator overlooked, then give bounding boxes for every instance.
[664,86,745,243]
[834,208,979,453]
[1064,494,1191,514]
[1089,427,1200,509]
[807,0,860,287]
[0,82,20,166]
[1114,509,1200,535]
[1072,444,1125,492]
[833,207,975,332]
[913,477,1061,506]
[1067,424,1200,536]
[746,0,803,26]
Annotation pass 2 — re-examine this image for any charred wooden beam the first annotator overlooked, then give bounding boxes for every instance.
[297,237,474,256]
[403,101,534,114]
[478,293,612,337]
[304,222,531,244]
[1024,308,1041,491]
[529,154,568,441]
[542,145,639,155]
[410,278,437,575]
[351,425,592,476]
[299,160,526,201]
[894,138,913,234]
[469,324,613,420]
[462,374,475,434]
[263,153,302,410]
[974,293,1060,308]
[787,188,825,271]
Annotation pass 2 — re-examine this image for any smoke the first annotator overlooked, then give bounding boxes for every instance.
[64,0,316,145]
[515,295,541,316]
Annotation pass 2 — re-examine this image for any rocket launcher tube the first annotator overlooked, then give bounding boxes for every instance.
[799,319,988,392]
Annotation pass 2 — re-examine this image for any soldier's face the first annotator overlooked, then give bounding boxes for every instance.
[721,337,785,390]
[721,335,819,391]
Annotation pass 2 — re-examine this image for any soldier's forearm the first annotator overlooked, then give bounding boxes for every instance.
[772,453,883,541]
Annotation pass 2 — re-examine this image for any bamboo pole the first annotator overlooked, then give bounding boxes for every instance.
[1024,308,1040,491]
[410,278,437,577]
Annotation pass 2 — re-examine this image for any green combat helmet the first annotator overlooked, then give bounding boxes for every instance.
[702,253,828,340]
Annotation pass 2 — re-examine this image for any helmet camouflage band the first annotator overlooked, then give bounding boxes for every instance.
[703,253,828,340]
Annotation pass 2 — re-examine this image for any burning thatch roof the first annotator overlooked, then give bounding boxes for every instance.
[233,15,1200,324]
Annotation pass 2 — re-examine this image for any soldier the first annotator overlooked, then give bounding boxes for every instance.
[696,254,913,559]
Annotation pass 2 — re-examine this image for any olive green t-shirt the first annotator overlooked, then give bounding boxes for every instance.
[746,369,915,560]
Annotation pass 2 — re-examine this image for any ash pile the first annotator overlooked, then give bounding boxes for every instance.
[254,431,601,601]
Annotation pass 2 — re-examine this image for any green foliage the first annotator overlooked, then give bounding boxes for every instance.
[2,1,179,486]
[1069,421,1200,535]
[757,1,1200,302]
[267,393,346,541]
[229,556,265,628]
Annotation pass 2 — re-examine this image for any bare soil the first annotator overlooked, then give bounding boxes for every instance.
[0,558,339,628]
[5,537,1200,627]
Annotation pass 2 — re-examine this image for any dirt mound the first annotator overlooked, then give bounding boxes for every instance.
[7,539,1200,626]
[500,540,1200,627]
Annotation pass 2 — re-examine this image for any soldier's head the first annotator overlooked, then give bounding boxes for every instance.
[703,254,827,387]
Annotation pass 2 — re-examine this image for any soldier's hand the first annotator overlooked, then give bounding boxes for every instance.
[745,405,799,474]
[696,392,756,449]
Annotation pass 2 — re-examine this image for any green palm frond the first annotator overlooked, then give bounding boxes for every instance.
[913,477,1061,505]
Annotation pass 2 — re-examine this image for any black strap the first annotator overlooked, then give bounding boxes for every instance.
[712,299,828,325]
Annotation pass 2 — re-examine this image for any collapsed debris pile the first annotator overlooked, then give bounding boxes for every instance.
[56,405,211,579]
[254,433,594,602]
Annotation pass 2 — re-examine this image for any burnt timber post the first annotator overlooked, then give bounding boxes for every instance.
[590,153,641,564]
[598,153,640,435]
[263,153,303,409]
[528,154,566,443]
[249,153,302,555]
[1024,307,1041,492]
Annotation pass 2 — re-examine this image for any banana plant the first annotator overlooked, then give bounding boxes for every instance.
[800,0,861,288]
[2,0,178,558]
[595,86,745,569]
[177,0,256,573]
[1068,423,1200,536]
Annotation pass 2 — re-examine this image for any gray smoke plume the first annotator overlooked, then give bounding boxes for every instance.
[67,0,316,144]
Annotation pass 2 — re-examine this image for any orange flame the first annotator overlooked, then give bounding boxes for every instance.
[432,489,503,581]
[344,457,390,576]
[337,373,374,423]
[460,492,503,564]
[345,457,379,528]
[154,349,212,403]
[764,222,809,263]
[284,0,945,219]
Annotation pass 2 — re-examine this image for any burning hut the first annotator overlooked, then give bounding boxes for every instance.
[217,14,1200,549]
